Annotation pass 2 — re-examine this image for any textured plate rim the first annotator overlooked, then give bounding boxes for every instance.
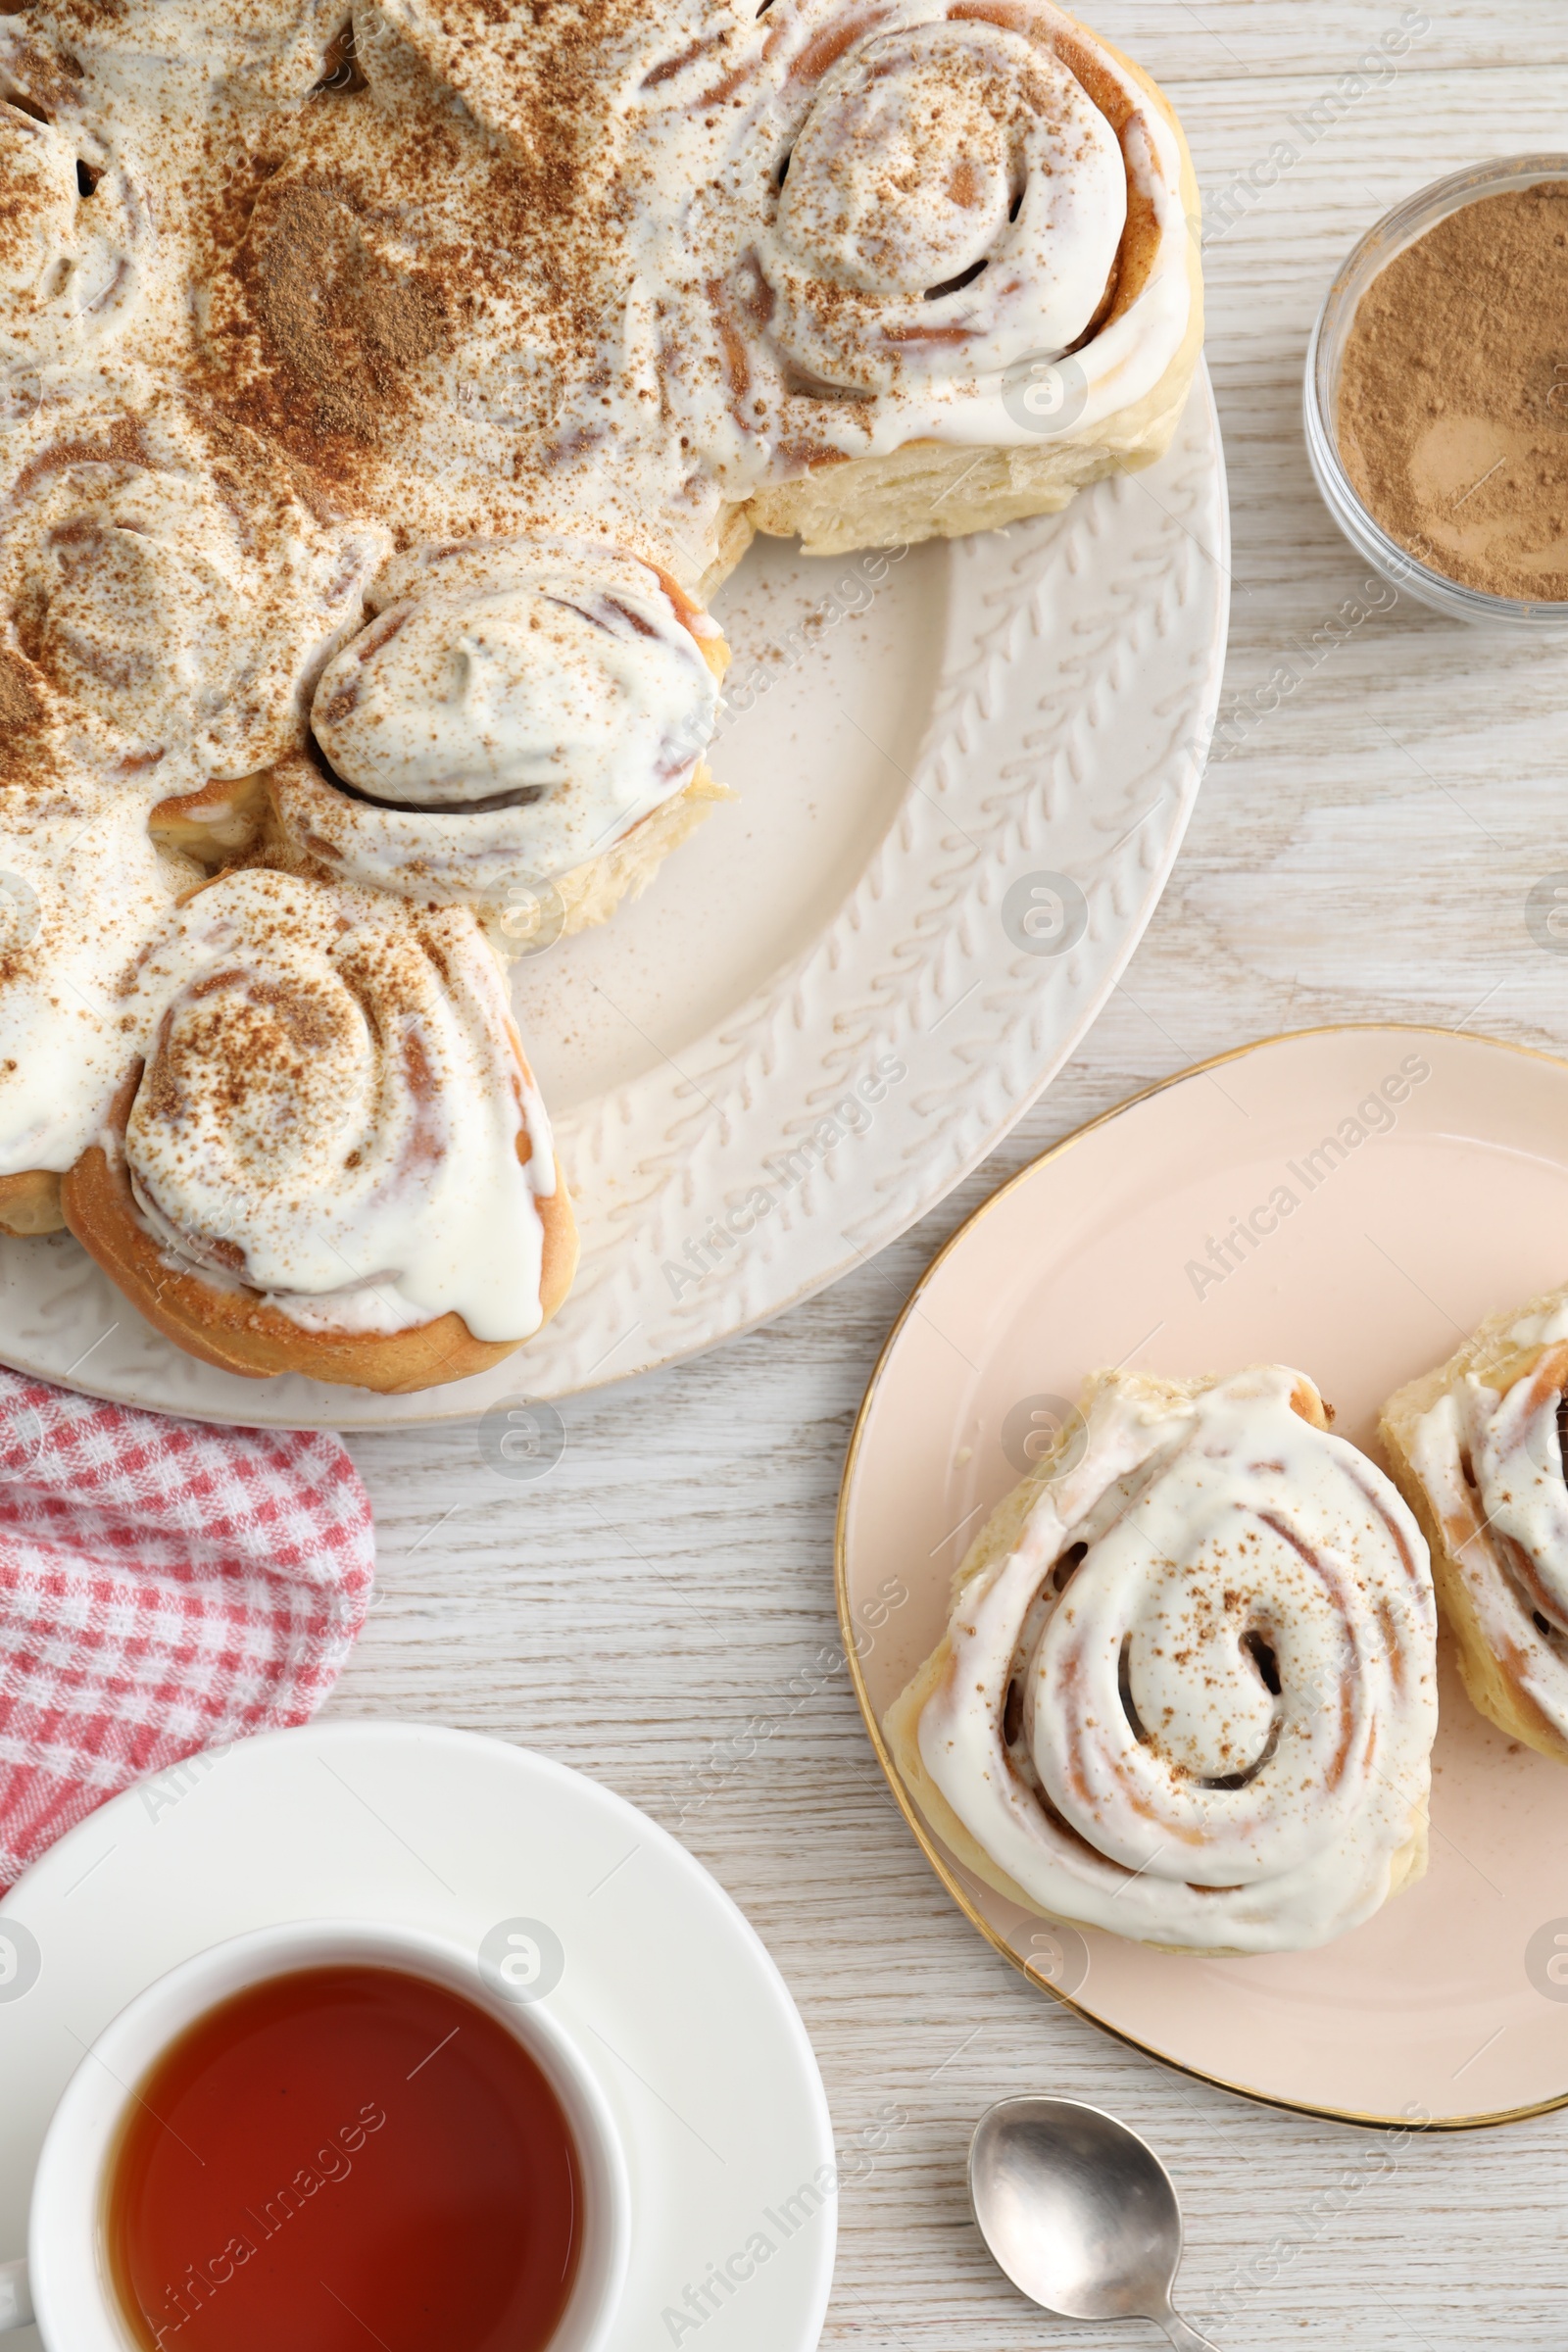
[835,1021,1568,2132]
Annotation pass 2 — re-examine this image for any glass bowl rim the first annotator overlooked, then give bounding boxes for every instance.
[1304,152,1568,624]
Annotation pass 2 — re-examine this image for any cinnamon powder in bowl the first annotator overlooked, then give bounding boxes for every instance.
[1305,157,1568,626]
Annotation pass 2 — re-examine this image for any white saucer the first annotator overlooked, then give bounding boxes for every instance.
[0,1722,835,2349]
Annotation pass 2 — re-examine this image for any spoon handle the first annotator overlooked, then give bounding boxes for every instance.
[1151,2305,1220,2351]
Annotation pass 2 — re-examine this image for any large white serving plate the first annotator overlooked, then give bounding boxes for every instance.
[0,373,1229,1426]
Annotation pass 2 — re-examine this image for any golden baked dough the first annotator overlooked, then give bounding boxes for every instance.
[550,765,736,943]
[148,773,274,868]
[0,1168,65,1237]
[62,1068,578,1396]
[887,1366,1435,1958]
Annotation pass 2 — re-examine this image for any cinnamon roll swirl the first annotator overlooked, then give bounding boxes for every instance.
[756,16,1127,394]
[59,868,576,1392]
[887,1366,1438,1956]
[272,537,729,935]
[1382,1286,1568,1765]
[0,368,383,796]
[640,0,1203,558]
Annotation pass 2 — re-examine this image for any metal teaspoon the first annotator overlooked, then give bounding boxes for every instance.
[969,2095,1220,2350]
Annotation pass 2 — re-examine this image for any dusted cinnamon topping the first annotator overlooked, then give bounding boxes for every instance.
[228,173,454,446]
[124,866,557,1340]
[0,0,1194,1354]
[906,1366,1438,1954]
[0,367,382,790]
[0,0,1193,566]
[193,0,656,525]
[0,649,42,734]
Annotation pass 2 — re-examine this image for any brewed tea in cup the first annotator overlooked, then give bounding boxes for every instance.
[1,1921,628,2352]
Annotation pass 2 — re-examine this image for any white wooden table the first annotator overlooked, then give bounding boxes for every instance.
[332,9,1568,2342]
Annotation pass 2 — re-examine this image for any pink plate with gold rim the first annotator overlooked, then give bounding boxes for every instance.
[838,1024,1568,2129]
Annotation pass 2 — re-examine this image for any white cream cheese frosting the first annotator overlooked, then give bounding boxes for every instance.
[0,778,199,1175]
[910,1367,1437,1954]
[122,868,558,1344]
[0,102,150,369]
[279,537,722,900]
[0,26,156,370]
[1409,1332,1568,1739]
[753,19,1127,395]
[6,0,1195,582]
[17,0,348,102]
[0,368,385,791]
[313,537,719,830]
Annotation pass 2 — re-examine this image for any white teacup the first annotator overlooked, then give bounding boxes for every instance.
[0,1918,630,2350]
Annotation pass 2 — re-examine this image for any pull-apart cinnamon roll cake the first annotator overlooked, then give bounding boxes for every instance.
[0,0,1203,1386]
[1382,1287,1568,1766]
[888,1366,1438,1957]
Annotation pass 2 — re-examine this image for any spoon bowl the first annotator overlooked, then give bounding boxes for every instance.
[969,2095,1218,2350]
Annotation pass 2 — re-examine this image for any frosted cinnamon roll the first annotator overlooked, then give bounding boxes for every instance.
[1382,1286,1568,1765]
[642,0,1202,557]
[887,1366,1437,1957]
[0,368,383,796]
[0,777,201,1240]
[60,868,576,1393]
[0,101,147,366]
[271,537,729,936]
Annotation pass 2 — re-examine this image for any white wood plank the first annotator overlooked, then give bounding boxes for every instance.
[330,13,1568,2345]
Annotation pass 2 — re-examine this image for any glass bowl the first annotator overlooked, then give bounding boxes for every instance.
[1304,154,1568,628]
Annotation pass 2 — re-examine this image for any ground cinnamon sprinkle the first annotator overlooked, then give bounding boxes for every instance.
[0,651,41,734]
[1338,182,1568,602]
[245,179,450,443]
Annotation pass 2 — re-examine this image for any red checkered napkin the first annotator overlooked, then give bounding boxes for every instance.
[0,1368,373,1888]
